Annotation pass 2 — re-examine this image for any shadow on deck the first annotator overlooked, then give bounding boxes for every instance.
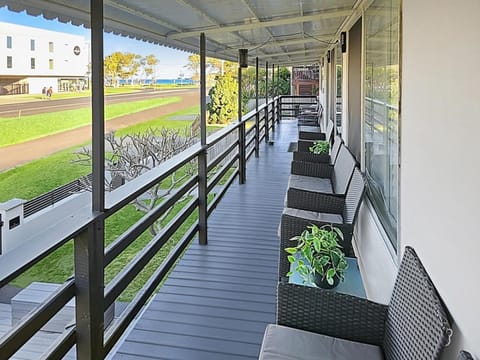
[112,120,296,359]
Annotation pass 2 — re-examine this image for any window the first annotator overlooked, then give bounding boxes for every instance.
[6,36,12,49]
[49,41,54,52]
[31,58,35,69]
[30,39,35,51]
[364,0,401,248]
[335,44,343,135]
[6,56,12,69]
[49,59,54,70]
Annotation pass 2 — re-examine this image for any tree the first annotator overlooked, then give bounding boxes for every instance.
[184,54,201,83]
[74,128,197,235]
[104,52,141,86]
[143,54,159,85]
[207,74,238,124]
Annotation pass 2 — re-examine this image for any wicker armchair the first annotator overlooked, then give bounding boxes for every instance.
[298,118,333,141]
[287,145,356,212]
[297,103,322,127]
[280,168,365,278]
[259,247,452,360]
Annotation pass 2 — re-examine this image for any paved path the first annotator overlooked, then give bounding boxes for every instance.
[0,90,199,172]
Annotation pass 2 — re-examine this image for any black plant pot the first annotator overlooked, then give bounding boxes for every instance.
[314,272,340,289]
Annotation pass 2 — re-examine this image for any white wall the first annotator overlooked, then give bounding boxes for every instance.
[402,0,480,357]
[0,21,88,77]
[354,200,397,304]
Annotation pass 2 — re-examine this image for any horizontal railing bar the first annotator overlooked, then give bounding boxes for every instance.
[104,198,199,308]
[0,280,75,359]
[104,175,199,265]
[105,144,202,216]
[245,124,256,136]
[207,168,238,217]
[0,204,95,288]
[103,221,199,356]
[246,133,256,149]
[207,155,239,193]
[246,145,255,161]
[206,123,240,147]
[207,140,238,172]
[40,327,76,360]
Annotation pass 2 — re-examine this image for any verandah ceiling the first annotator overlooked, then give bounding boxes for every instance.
[0,0,363,66]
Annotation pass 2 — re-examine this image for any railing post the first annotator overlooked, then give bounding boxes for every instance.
[238,64,246,184]
[277,64,280,124]
[198,32,208,245]
[265,61,269,143]
[75,221,104,359]
[278,96,282,122]
[75,0,105,358]
[271,63,275,132]
[255,56,259,158]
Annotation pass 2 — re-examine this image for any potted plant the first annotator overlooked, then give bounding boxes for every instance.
[285,224,348,289]
[309,140,329,155]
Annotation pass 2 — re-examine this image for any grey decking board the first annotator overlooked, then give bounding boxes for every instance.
[138,310,269,333]
[160,285,276,303]
[132,318,264,343]
[146,300,274,323]
[113,121,295,359]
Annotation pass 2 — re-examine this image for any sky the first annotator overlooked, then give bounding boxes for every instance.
[0,7,193,79]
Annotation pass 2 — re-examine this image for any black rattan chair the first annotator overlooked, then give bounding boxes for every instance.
[298,118,333,141]
[286,145,356,212]
[297,103,322,127]
[280,168,365,278]
[259,247,452,360]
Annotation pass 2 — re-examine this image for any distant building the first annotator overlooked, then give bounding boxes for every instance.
[291,65,319,96]
[0,21,89,95]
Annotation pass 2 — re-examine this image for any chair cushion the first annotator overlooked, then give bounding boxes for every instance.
[288,175,332,194]
[298,125,321,133]
[259,324,384,360]
[283,207,343,224]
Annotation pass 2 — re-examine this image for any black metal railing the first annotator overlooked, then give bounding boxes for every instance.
[0,95,309,359]
[279,95,317,120]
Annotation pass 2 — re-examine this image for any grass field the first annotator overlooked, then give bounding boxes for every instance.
[0,102,232,301]
[0,96,181,148]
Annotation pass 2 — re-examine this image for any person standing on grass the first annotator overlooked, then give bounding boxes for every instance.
[42,86,47,99]
[47,86,53,98]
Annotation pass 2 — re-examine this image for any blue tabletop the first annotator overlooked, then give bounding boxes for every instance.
[289,256,366,298]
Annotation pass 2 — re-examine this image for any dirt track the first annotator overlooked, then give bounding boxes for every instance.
[0,90,199,172]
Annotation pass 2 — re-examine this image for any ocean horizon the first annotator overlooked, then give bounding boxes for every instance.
[119,78,195,85]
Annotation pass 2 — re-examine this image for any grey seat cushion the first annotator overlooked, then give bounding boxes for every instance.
[298,125,321,133]
[288,175,332,193]
[283,207,343,223]
[259,324,384,360]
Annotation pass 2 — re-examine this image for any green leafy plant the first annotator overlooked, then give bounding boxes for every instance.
[309,140,329,155]
[285,224,348,287]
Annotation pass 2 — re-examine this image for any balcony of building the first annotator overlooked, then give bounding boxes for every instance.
[0,0,478,359]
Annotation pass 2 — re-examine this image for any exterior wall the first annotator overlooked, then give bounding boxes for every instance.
[0,21,88,93]
[354,201,397,304]
[401,0,480,357]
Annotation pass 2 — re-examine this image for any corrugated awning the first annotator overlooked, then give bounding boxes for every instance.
[0,0,363,65]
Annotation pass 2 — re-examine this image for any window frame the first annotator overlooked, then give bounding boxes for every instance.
[6,36,12,49]
[31,57,36,70]
[362,0,401,250]
[6,56,12,69]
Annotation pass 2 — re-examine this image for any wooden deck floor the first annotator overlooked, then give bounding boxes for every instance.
[112,120,296,360]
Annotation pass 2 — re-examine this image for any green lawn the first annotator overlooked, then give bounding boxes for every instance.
[0,96,181,147]
[0,102,233,301]
[0,147,90,202]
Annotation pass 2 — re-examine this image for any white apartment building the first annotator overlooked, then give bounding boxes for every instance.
[0,21,88,95]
